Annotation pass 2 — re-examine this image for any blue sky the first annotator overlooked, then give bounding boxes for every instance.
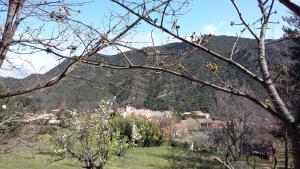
[0,0,299,78]
[71,0,299,53]
[76,0,299,38]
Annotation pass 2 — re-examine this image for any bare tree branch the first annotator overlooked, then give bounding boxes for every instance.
[279,0,300,16]
[112,0,265,86]
[230,0,259,41]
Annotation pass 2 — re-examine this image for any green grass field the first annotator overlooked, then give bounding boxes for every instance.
[0,145,171,169]
[0,143,292,169]
[107,146,170,169]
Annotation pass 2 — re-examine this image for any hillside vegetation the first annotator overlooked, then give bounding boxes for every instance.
[0,36,293,116]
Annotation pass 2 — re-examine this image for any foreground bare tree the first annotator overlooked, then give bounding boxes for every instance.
[212,112,254,169]
[0,0,84,67]
[0,0,299,167]
[0,0,174,98]
[0,0,170,156]
[90,0,299,168]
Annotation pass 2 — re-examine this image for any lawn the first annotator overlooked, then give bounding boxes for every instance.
[107,146,170,169]
[0,144,79,169]
[0,143,292,169]
[0,145,171,169]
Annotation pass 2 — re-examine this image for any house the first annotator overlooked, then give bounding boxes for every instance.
[191,111,210,119]
[168,115,225,138]
[22,112,60,125]
[183,112,192,118]
[51,109,61,116]
[183,111,210,119]
[181,118,215,131]
[163,123,189,138]
[116,106,173,119]
[211,120,225,128]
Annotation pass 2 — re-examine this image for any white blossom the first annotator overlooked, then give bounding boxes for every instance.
[131,123,142,146]
[69,110,78,116]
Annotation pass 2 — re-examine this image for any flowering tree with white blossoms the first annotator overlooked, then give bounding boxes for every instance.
[50,99,129,169]
[0,81,23,154]
[130,123,142,146]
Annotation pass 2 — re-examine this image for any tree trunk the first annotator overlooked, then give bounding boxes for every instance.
[291,126,300,169]
[0,0,24,67]
[257,13,295,124]
[285,130,289,169]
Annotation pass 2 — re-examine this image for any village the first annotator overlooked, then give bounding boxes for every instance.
[0,0,298,168]
[21,106,225,138]
[16,105,280,162]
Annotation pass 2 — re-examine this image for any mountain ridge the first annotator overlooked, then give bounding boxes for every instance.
[0,35,293,117]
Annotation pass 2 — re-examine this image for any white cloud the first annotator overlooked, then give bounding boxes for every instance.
[203,24,218,34]
[0,51,61,79]
[219,22,226,27]
[202,23,232,35]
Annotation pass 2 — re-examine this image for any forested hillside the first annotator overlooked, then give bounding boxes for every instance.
[0,35,293,116]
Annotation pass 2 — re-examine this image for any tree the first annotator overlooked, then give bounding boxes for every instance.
[0,0,85,68]
[282,14,300,169]
[210,92,257,169]
[0,0,299,167]
[114,115,166,147]
[0,0,165,98]
[88,0,300,168]
[0,81,23,154]
[0,1,166,156]
[50,99,129,169]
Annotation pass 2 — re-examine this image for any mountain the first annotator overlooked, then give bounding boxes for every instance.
[0,35,293,117]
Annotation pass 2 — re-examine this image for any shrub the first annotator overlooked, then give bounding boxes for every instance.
[50,99,129,169]
[114,115,166,147]
[170,139,189,149]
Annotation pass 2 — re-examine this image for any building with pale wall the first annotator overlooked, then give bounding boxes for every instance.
[117,106,173,119]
